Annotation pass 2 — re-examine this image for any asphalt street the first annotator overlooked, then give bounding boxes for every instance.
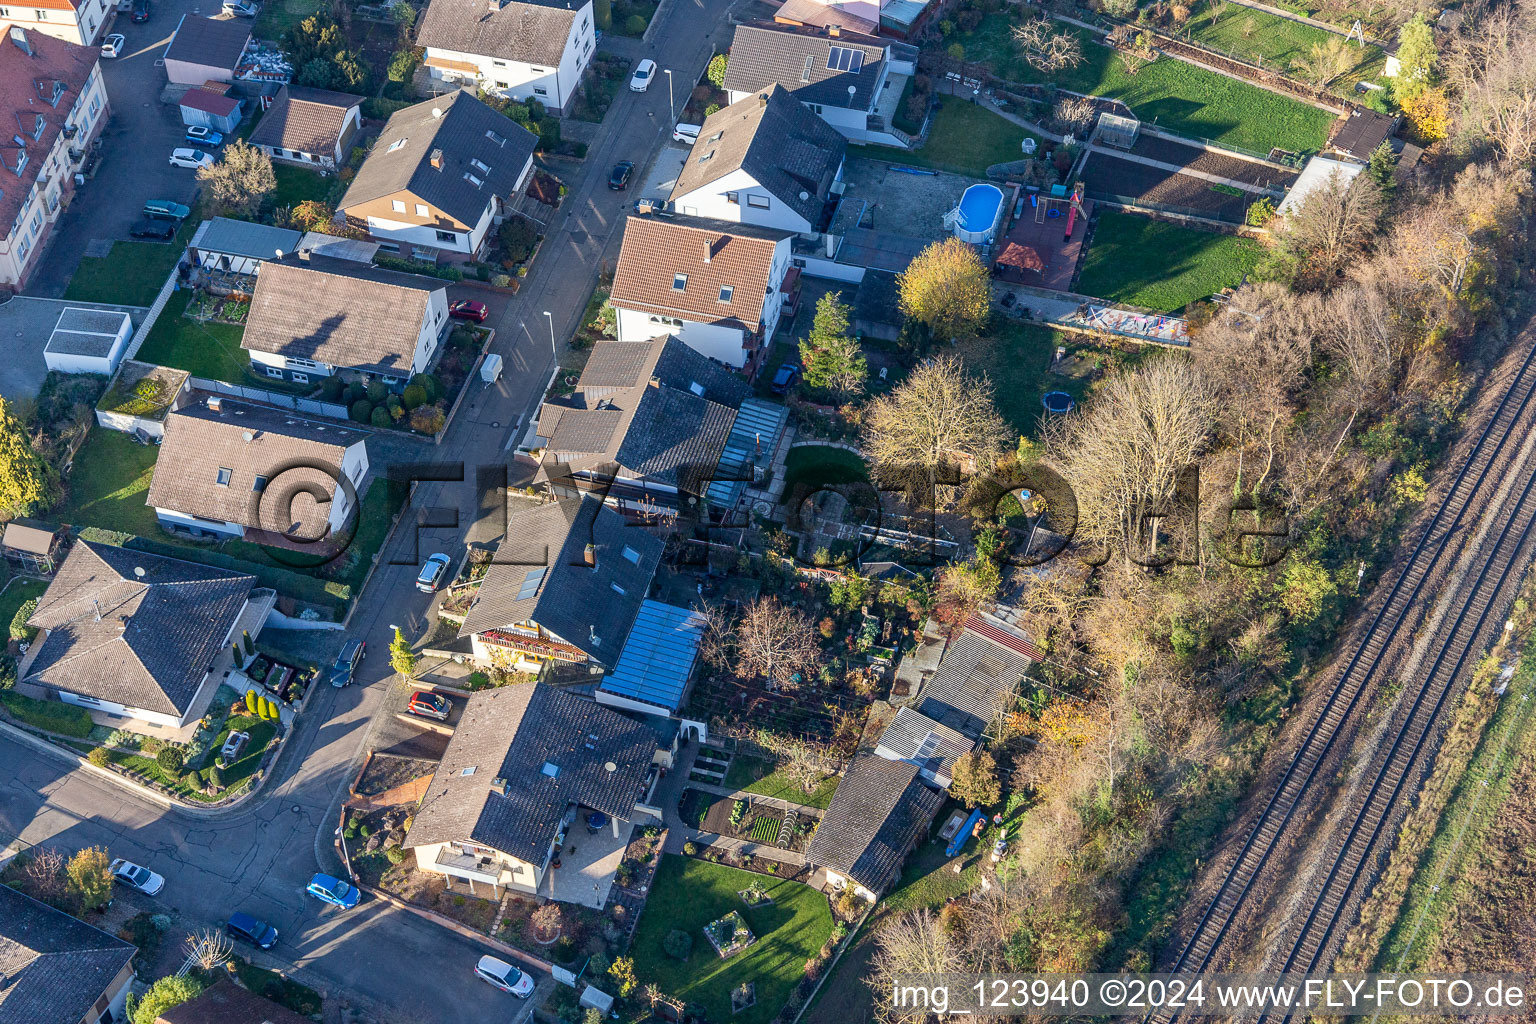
[2,0,739,1015]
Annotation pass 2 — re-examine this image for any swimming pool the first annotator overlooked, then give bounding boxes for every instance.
[953,183,1005,244]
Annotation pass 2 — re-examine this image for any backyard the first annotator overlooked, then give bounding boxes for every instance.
[0,577,48,637]
[630,856,835,1024]
[952,320,1110,436]
[861,100,1037,178]
[1182,0,1383,80]
[62,221,197,305]
[54,427,161,537]
[268,164,340,213]
[1076,210,1265,312]
[133,291,252,384]
[724,755,842,810]
[253,0,322,40]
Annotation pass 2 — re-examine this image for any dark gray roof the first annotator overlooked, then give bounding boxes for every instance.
[191,217,303,262]
[915,627,1030,739]
[0,884,135,1024]
[340,92,537,228]
[458,496,663,666]
[404,684,658,862]
[163,14,251,69]
[25,541,254,716]
[242,251,443,376]
[417,0,581,68]
[723,23,886,110]
[852,269,900,326]
[157,979,310,1024]
[873,706,974,784]
[670,84,846,228]
[805,754,944,896]
[615,384,738,494]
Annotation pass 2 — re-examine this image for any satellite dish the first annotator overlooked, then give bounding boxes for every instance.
[605,761,617,773]
[799,190,810,201]
[241,430,254,442]
[133,567,146,578]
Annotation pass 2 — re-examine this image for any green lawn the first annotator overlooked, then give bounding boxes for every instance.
[955,19,1335,154]
[630,856,835,1024]
[1183,1,1382,76]
[253,0,321,40]
[0,578,48,636]
[856,100,1037,177]
[881,831,982,913]
[1076,210,1265,312]
[63,221,196,305]
[54,428,161,537]
[781,446,869,495]
[724,756,841,810]
[133,291,251,383]
[268,165,337,212]
[953,322,1097,437]
[0,691,94,738]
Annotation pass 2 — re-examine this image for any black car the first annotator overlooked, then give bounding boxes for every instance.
[131,0,150,21]
[227,911,279,949]
[328,638,365,688]
[608,161,634,190]
[770,361,802,395]
[129,218,176,240]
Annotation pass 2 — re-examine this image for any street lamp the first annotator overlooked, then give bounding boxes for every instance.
[663,67,674,121]
[543,310,556,358]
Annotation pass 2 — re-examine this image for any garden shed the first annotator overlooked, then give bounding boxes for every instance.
[163,14,252,85]
[179,87,243,134]
[190,217,303,276]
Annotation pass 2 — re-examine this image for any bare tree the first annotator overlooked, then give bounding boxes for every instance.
[730,598,820,689]
[1289,36,1357,87]
[23,847,66,904]
[532,902,563,939]
[1012,19,1085,72]
[751,729,840,794]
[868,909,972,1023]
[1052,95,1099,137]
[862,354,1011,487]
[182,929,233,973]
[1280,169,1384,284]
[1445,2,1536,162]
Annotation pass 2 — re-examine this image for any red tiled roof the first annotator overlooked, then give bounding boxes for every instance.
[180,88,239,116]
[611,216,790,334]
[0,29,98,234]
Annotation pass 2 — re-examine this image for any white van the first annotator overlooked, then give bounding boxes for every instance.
[672,122,701,145]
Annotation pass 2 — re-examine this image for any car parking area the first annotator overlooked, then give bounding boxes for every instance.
[635,140,689,206]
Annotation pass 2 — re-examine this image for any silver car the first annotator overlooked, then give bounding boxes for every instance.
[109,858,166,896]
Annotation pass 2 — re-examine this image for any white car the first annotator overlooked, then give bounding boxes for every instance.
[100,33,125,58]
[109,858,166,896]
[672,122,700,144]
[169,148,214,170]
[629,58,657,93]
[475,955,535,996]
[222,0,257,14]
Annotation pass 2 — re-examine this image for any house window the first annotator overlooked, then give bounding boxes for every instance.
[622,545,640,564]
[492,59,507,67]
[253,475,268,492]
[647,315,683,327]
[215,467,232,486]
[291,371,309,383]
[747,194,770,209]
[533,86,547,96]
[265,366,284,378]
[436,229,457,243]
[801,55,814,82]
[485,128,506,146]
[414,203,428,216]
[391,199,407,213]
[696,151,713,163]
[387,137,407,152]
[725,191,739,205]
[470,158,490,174]
[464,171,484,187]
[718,285,734,302]
[530,66,547,73]
[580,14,588,30]
[611,582,626,595]
[672,273,687,291]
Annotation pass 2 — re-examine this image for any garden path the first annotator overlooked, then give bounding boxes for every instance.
[655,743,815,868]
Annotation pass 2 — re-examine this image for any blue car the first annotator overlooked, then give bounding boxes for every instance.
[184,126,223,147]
[305,873,359,909]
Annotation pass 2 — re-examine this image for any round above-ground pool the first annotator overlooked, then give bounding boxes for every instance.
[952,183,1006,244]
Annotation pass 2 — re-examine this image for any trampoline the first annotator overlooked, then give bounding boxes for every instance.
[1042,391,1075,414]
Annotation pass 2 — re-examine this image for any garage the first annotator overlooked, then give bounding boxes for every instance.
[43,307,133,375]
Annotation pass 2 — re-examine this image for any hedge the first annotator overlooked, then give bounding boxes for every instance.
[374,255,465,282]
[362,96,413,120]
[0,691,94,738]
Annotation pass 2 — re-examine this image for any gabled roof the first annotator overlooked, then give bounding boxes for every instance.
[915,622,1033,739]
[241,251,444,376]
[0,28,97,233]
[404,684,657,862]
[458,496,663,665]
[724,23,886,110]
[248,84,362,156]
[1328,107,1395,160]
[147,398,368,537]
[0,885,135,1024]
[611,215,792,333]
[156,978,310,1024]
[190,217,303,261]
[599,600,708,712]
[1,518,58,555]
[24,541,254,716]
[417,0,583,68]
[163,14,251,70]
[669,84,846,227]
[805,754,944,896]
[774,0,878,35]
[339,91,537,227]
[873,705,974,785]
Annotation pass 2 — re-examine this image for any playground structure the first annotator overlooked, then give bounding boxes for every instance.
[1067,302,1190,345]
[1095,111,1142,150]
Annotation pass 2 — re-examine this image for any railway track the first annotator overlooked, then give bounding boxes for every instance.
[1147,331,1536,1022]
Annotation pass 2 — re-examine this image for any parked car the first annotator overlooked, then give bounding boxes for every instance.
[305,873,359,909]
[770,361,802,395]
[109,858,165,896]
[169,148,214,170]
[608,161,634,191]
[143,199,191,220]
[222,0,258,15]
[226,911,279,949]
[415,552,452,593]
[184,126,223,147]
[672,122,701,144]
[131,0,150,21]
[328,638,365,688]
[475,955,535,996]
[449,300,488,323]
[406,691,451,722]
[629,58,656,92]
[99,33,125,58]
[129,219,177,240]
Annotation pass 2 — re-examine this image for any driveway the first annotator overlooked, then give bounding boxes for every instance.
[25,0,220,297]
[0,295,146,400]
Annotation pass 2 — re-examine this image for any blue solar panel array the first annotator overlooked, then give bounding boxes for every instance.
[599,600,708,712]
[705,398,789,509]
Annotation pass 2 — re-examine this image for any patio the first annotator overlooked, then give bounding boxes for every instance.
[543,816,641,909]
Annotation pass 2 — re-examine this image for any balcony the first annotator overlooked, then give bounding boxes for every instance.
[434,847,501,886]
[478,628,588,664]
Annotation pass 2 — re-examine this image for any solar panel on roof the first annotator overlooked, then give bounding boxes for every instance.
[515,568,546,600]
[828,45,863,72]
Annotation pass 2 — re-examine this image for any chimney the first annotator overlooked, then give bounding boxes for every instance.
[490,777,510,796]
[759,92,769,107]
[828,23,840,36]
[297,247,310,261]
[430,147,444,169]
[207,395,223,412]
[703,239,712,263]
[583,542,596,567]
[9,27,32,57]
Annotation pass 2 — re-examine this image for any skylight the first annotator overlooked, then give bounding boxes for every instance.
[801,55,814,82]
[464,172,484,187]
[252,475,267,492]
[460,766,476,776]
[718,285,734,302]
[688,381,705,397]
[541,762,561,778]
[470,157,490,173]
[827,46,864,73]
[516,568,546,600]
[215,467,232,486]
[386,137,407,152]
[485,128,507,146]
[672,273,688,291]
[622,545,641,564]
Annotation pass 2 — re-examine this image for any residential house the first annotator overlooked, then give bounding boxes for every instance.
[154,979,310,1024]
[0,884,136,1024]
[772,0,877,36]
[161,14,251,85]
[457,494,663,673]
[42,306,131,375]
[722,23,917,147]
[338,91,537,259]
[0,0,110,45]
[610,214,797,372]
[416,0,595,115]
[177,87,242,135]
[0,27,109,289]
[146,397,369,542]
[1,518,64,573]
[240,250,450,386]
[187,217,303,277]
[804,754,945,901]
[403,683,664,906]
[21,540,271,733]
[667,84,846,234]
[248,85,363,171]
[595,599,709,718]
[534,335,789,514]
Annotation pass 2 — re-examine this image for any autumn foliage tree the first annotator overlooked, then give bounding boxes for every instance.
[708,598,820,689]
[862,354,1010,490]
[197,140,277,218]
[0,397,59,517]
[65,846,113,911]
[897,237,991,340]
[949,747,1001,808]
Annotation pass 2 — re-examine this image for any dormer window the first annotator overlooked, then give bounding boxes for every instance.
[672,273,687,291]
[718,285,734,302]
[28,114,43,140]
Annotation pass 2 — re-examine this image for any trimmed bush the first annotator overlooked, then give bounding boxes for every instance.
[88,746,111,768]
[370,406,392,428]
[663,929,693,960]
[386,846,405,864]
[366,379,388,403]
[346,381,367,404]
[349,399,373,423]
[320,376,345,401]
[401,384,427,410]
[245,689,260,714]
[207,765,222,788]
[155,746,185,776]
[682,841,698,856]
[408,373,442,403]
[9,598,38,642]
[624,13,646,32]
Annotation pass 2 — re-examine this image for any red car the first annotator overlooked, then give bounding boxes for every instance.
[407,691,451,721]
[449,300,489,323]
